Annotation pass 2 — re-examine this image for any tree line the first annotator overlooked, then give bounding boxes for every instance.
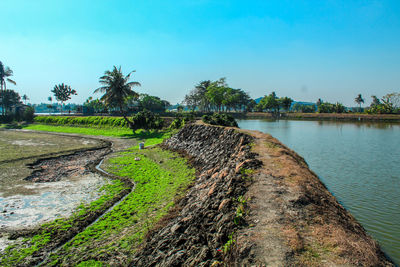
[183,78,255,112]
[2,58,400,121]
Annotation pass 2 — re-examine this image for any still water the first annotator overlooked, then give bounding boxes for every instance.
[237,119,400,264]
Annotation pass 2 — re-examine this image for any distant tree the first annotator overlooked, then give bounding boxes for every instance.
[84,97,106,113]
[292,103,316,113]
[316,98,323,107]
[94,66,140,128]
[354,94,365,112]
[206,78,228,112]
[51,83,77,113]
[0,89,21,115]
[0,61,17,115]
[256,92,279,113]
[22,94,29,105]
[46,104,53,113]
[184,80,212,112]
[138,94,168,113]
[370,95,380,107]
[381,92,400,113]
[334,102,346,113]
[246,99,256,112]
[318,102,334,113]
[279,96,293,111]
[318,101,346,113]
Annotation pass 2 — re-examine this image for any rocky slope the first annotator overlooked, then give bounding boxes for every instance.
[132,124,261,266]
[132,123,394,266]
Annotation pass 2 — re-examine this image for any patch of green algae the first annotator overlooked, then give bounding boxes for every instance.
[44,147,195,266]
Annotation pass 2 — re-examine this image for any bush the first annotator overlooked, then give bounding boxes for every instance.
[202,113,238,127]
[169,112,195,129]
[131,110,164,131]
[33,116,129,128]
[0,115,14,123]
[22,107,35,122]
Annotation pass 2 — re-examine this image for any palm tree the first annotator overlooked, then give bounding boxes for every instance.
[354,94,365,112]
[0,61,17,115]
[22,94,29,105]
[51,83,77,114]
[94,66,140,128]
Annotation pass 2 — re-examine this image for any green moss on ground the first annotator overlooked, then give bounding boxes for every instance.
[45,147,195,266]
[0,180,128,266]
[0,125,189,266]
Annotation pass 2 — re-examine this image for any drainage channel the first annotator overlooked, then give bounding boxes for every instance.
[35,155,135,266]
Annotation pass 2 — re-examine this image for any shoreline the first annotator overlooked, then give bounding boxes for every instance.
[238,112,400,122]
[0,125,396,265]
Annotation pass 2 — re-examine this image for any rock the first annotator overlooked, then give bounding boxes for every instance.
[131,124,261,265]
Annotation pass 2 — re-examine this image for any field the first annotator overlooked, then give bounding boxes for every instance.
[0,125,195,266]
[0,129,105,197]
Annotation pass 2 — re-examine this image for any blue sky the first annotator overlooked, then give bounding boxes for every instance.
[1,0,400,106]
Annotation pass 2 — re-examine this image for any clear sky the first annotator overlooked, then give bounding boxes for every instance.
[1,0,400,106]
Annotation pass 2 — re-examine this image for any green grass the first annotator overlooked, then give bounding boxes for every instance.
[0,180,128,266]
[23,124,174,145]
[1,124,188,266]
[45,147,195,265]
[23,124,134,137]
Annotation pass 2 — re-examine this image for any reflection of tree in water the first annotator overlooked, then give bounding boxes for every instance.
[316,120,396,130]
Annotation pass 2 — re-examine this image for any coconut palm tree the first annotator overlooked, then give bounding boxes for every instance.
[0,61,17,115]
[94,66,140,128]
[51,83,77,114]
[22,94,29,105]
[355,94,365,112]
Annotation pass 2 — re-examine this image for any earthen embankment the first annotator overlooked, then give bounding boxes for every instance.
[132,123,394,266]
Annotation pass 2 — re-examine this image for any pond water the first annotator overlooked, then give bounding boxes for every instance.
[237,119,400,264]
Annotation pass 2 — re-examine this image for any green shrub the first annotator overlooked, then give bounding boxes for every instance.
[169,112,195,129]
[202,113,238,127]
[22,107,35,122]
[33,116,129,128]
[131,110,164,131]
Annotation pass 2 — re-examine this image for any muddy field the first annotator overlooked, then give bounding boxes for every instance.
[0,130,113,238]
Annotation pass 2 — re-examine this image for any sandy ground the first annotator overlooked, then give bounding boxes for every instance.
[0,173,109,232]
[0,130,121,251]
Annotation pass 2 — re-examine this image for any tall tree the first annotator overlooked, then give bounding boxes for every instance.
[94,66,140,128]
[0,61,17,115]
[370,95,380,107]
[184,80,212,112]
[138,94,169,112]
[354,94,365,112]
[22,94,29,105]
[256,91,279,113]
[51,83,77,113]
[279,96,293,111]
[0,89,21,115]
[205,78,228,112]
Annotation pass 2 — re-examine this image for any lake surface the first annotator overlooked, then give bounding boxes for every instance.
[237,119,400,264]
